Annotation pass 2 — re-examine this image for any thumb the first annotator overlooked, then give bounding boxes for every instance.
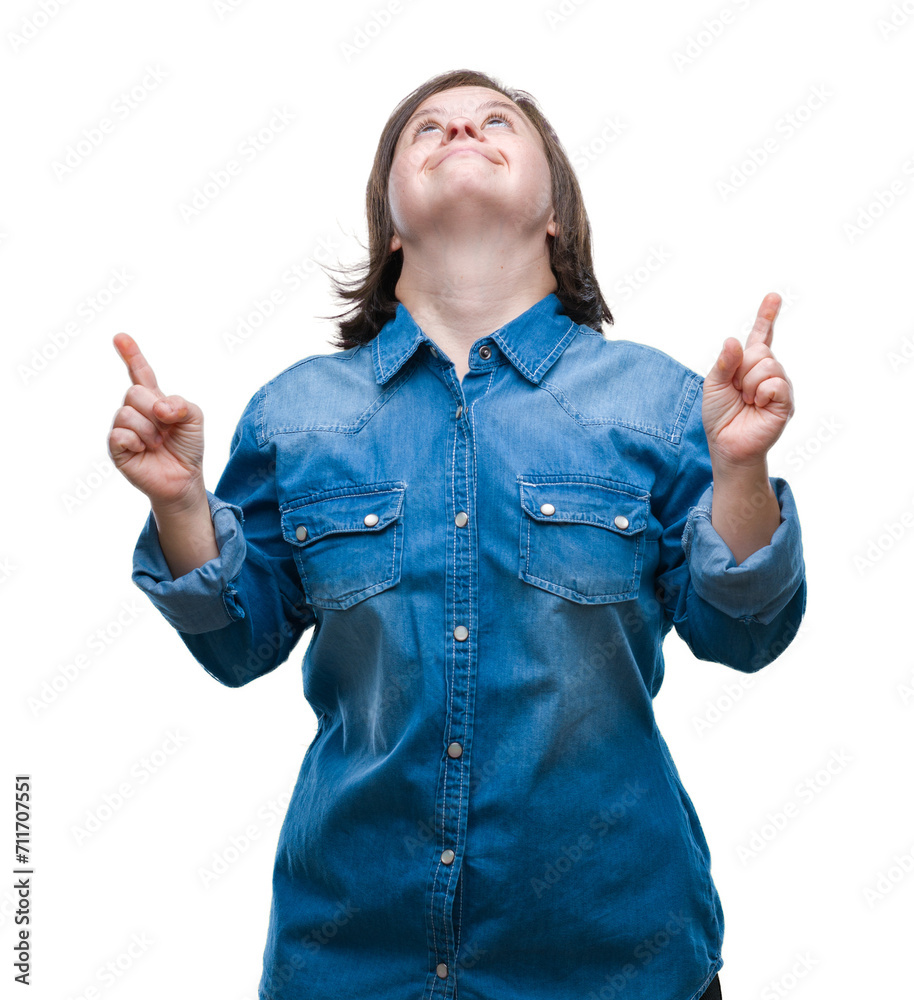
[705,337,742,390]
[152,394,199,424]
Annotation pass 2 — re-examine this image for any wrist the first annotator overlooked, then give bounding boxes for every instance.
[150,481,209,520]
[710,451,769,489]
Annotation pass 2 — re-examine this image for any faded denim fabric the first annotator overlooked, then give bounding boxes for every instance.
[132,291,806,1000]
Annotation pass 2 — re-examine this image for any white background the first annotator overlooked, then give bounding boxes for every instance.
[3,0,913,997]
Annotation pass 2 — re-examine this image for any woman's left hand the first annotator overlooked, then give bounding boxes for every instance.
[702,292,795,469]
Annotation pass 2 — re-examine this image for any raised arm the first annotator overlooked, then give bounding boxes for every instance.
[110,335,315,687]
[653,293,806,672]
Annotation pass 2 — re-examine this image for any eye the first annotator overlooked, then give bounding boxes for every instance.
[410,111,516,138]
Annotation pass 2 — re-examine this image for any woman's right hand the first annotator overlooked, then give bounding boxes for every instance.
[108,333,206,510]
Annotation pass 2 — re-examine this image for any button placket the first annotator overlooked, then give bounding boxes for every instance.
[425,376,478,996]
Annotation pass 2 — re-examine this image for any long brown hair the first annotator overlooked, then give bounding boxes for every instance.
[320,69,613,350]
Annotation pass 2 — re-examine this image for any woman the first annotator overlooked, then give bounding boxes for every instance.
[111,69,806,1000]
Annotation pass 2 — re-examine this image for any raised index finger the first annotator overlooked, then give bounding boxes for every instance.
[113,332,161,392]
[745,292,782,349]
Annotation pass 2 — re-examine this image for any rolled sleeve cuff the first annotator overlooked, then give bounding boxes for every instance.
[131,491,247,635]
[681,476,804,625]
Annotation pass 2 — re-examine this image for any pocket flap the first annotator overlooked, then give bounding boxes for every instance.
[519,478,649,536]
[281,484,406,545]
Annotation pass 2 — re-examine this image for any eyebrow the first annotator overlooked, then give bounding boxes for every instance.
[403,99,524,131]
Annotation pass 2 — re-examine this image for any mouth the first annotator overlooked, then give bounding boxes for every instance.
[434,148,492,168]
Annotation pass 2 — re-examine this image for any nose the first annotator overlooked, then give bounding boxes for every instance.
[444,117,483,142]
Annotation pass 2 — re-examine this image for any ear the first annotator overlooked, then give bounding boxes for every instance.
[547,215,557,238]
[390,232,402,253]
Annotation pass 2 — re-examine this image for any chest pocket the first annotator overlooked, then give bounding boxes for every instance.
[518,476,650,604]
[280,483,406,610]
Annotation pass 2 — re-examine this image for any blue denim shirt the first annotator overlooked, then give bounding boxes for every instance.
[132,291,806,1000]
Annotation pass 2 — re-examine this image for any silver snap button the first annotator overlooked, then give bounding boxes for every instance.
[614,515,629,530]
[447,742,463,758]
[295,525,308,541]
[364,513,379,526]
[428,345,438,357]
[441,849,455,865]
[479,345,491,360]
[540,503,555,516]
[455,511,468,527]
[436,963,448,979]
[456,404,463,418]
[453,625,469,641]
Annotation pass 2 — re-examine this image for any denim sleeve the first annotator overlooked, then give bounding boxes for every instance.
[653,378,807,673]
[131,492,247,634]
[131,385,315,687]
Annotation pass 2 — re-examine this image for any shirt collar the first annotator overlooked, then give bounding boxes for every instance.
[371,291,579,386]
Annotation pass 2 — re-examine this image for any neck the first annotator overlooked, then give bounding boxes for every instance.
[394,232,557,376]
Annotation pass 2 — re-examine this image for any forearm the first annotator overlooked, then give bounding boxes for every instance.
[151,487,219,579]
[710,458,780,564]
[134,493,315,686]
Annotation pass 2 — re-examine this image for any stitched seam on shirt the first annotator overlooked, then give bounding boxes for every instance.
[449,385,472,964]
[456,864,464,976]
[280,483,407,511]
[390,332,424,382]
[688,963,724,1000]
[518,474,649,495]
[529,318,576,381]
[372,332,392,384]
[672,373,703,445]
[425,377,467,992]
[536,376,684,441]
[654,727,713,874]
[376,328,423,384]
[220,588,238,624]
[249,383,265,447]
[659,401,698,619]
[259,356,414,439]
[482,365,496,395]
[444,395,462,968]
[522,570,638,602]
[453,387,483,966]
[494,317,575,383]
[427,387,461,981]
[682,502,713,558]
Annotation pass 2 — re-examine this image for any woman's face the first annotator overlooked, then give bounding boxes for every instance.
[387,85,557,252]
